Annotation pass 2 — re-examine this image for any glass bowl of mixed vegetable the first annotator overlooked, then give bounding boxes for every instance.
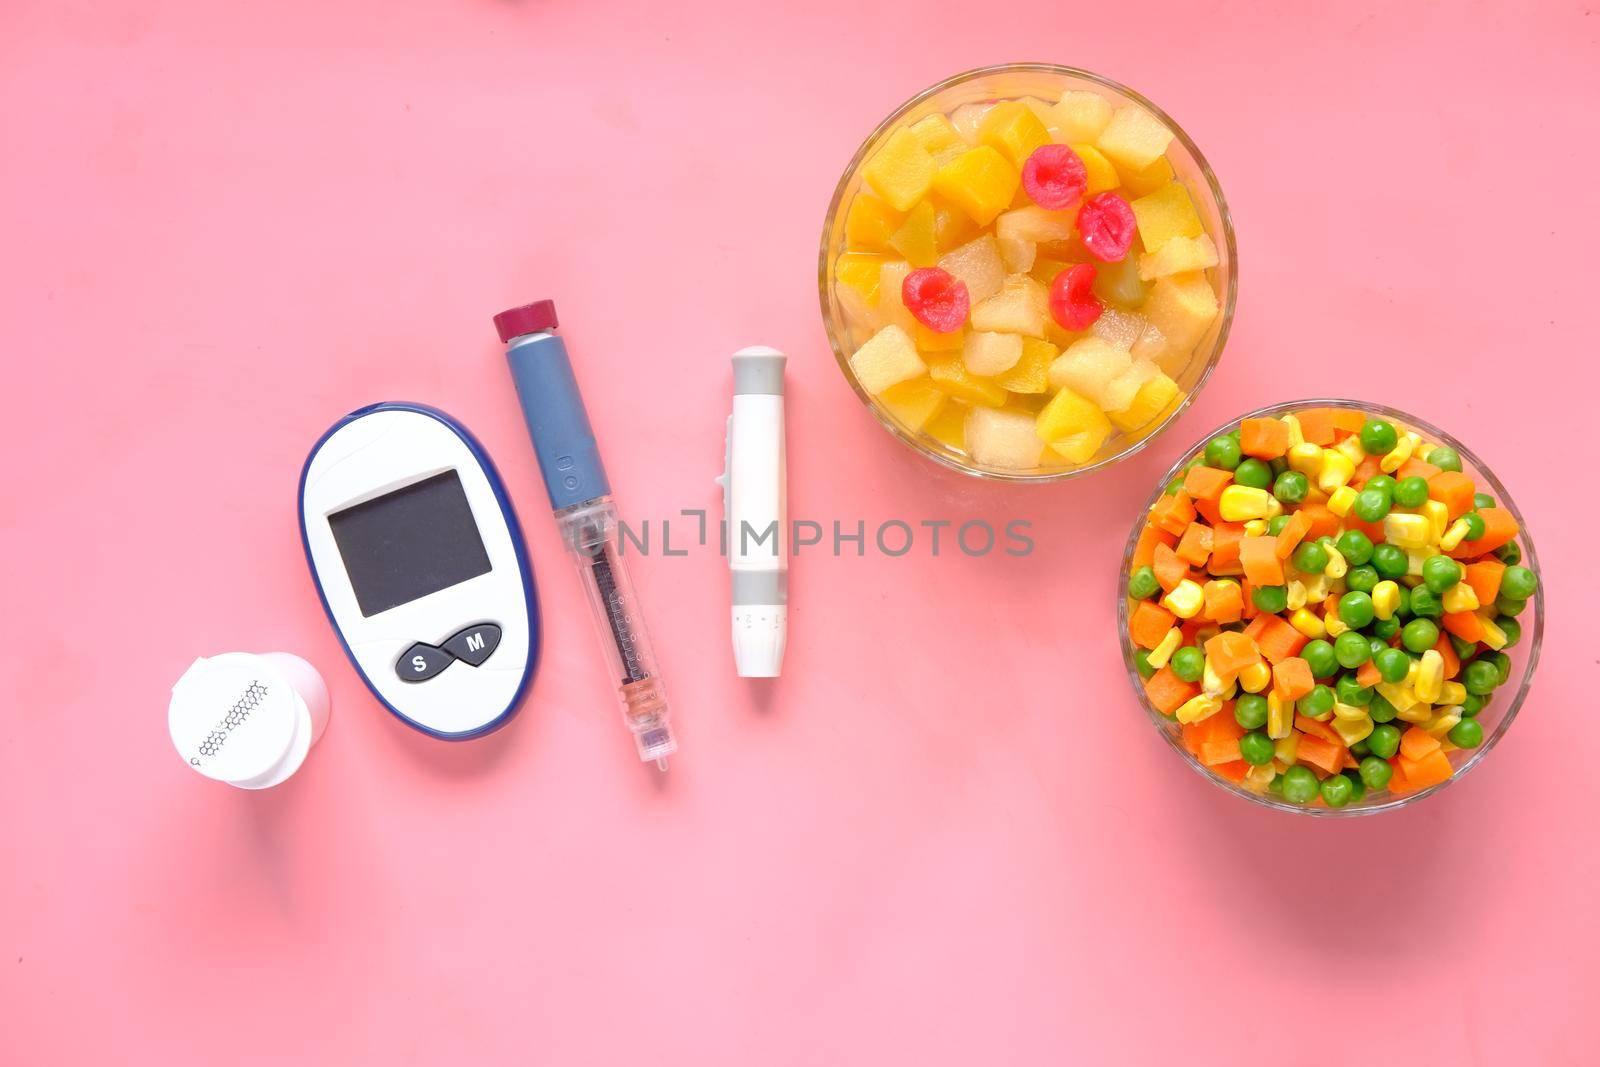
[1118,399,1542,815]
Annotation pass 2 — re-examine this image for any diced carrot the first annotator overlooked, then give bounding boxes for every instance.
[1243,614,1270,641]
[1144,666,1199,716]
[1400,726,1440,761]
[1239,417,1290,459]
[1239,579,1259,620]
[1449,507,1519,560]
[1356,659,1382,688]
[1398,749,1453,791]
[1274,510,1314,560]
[1202,580,1245,625]
[1442,611,1485,643]
[1295,408,1339,447]
[1129,600,1177,649]
[1296,715,1340,744]
[1352,455,1382,488]
[1386,757,1413,794]
[1346,514,1388,545]
[1179,617,1208,644]
[1328,408,1366,437]
[1397,457,1441,482]
[1253,614,1309,664]
[1205,630,1260,676]
[1296,733,1345,776]
[1153,542,1190,592]
[1464,559,1505,605]
[1182,709,1243,756]
[1149,489,1196,537]
[1210,759,1251,783]
[1200,738,1243,766]
[1434,634,1460,679]
[1427,470,1476,519]
[1183,465,1233,502]
[1298,502,1342,541]
[1208,522,1245,575]
[1192,494,1224,527]
[1132,522,1177,569]
[1239,535,1285,586]
[1272,657,1314,701]
[1341,750,1360,770]
[1175,522,1214,566]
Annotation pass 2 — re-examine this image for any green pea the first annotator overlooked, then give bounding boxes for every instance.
[1368,692,1399,723]
[1235,693,1269,730]
[1333,632,1370,669]
[1372,544,1408,579]
[1267,515,1291,536]
[1360,419,1397,455]
[1320,773,1355,808]
[1402,618,1439,653]
[1495,541,1522,566]
[1483,650,1511,684]
[1281,765,1320,804]
[1335,529,1374,566]
[1371,616,1400,640]
[1240,731,1276,766]
[1367,724,1402,759]
[1299,685,1335,717]
[1497,596,1527,618]
[1135,649,1156,679]
[1461,692,1486,717]
[1292,541,1328,575]
[1368,636,1389,659]
[1267,772,1285,795]
[1462,658,1500,695]
[1339,591,1375,629]
[1449,634,1477,660]
[1444,719,1482,749]
[1460,511,1486,540]
[1393,476,1430,508]
[1427,446,1462,473]
[1170,646,1204,683]
[1409,588,1443,619]
[1345,565,1380,594]
[1128,566,1159,600]
[1345,769,1368,802]
[1270,456,1290,475]
[1473,492,1496,510]
[1273,470,1309,504]
[1374,647,1410,683]
[1421,555,1461,594]
[1353,487,1392,523]
[1350,740,1371,758]
[1392,584,1413,617]
[1234,458,1272,490]
[1164,474,1184,494]
[1497,616,1522,648]
[1500,565,1537,601]
[1204,435,1242,470]
[1251,585,1287,614]
[1365,474,1397,498]
[1359,755,1395,790]
[1336,672,1372,707]
[1301,639,1338,679]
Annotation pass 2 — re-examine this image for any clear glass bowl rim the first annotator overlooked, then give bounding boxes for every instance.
[817,62,1240,483]
[1116,398,1544,816]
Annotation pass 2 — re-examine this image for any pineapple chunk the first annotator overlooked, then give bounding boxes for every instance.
[1130,181,1203,255]
[862,127,938,212]
[1108,372,1182,433]
[969,273,1049,336]
[1092,254,1147,308]
[1117,154,1175,198]
[962,331,1024,376]
[998,235,1036,273]
[949,102,995,146]
[930,196,979,251]
[887,200,938,267]
[932,146,1020,226]
[1090,308,1148,350]
[876,260,918,333]
[936,235,1006,304]
[1031,257,1072,286]
[1037,387,1113,464]
[914,323,965,353]
[877,376,948,431]
[849,324,924,394]
[844,195,903,251]
[1139,234,1219,280]
[927,354,1007,407]
[923,399,968,449]
[1131,322,1174,369]
[1102,357,1161,413]
[835,252,885,303]
[1070,144,1120,194]
[1096,105,1174,171]
[907,114,967,166]
[978,101,1052,169]
[1141,272,1219,357]
[995,204,1079,244]
[1053,90,1113,143]
[1047,337,1131,408]
[965,407,1044,470]
[995,337,1057,393]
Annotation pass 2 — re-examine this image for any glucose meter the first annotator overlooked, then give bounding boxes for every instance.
[299,402,540,739]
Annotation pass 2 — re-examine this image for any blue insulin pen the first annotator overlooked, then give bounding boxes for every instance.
[494,300,678,768]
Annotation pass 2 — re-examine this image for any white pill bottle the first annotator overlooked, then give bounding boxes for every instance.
[168,652,331,789]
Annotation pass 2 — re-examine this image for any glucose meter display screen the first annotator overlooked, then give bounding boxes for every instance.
[328,470,492,617]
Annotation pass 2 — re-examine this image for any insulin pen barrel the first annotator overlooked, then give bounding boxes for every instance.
[496,300,677,766]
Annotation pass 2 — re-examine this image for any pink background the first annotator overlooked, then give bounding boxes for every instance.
[2,2,1594,1063]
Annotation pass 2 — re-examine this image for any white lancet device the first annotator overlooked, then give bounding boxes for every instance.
[299,402,540,739]
[719,346,788,677]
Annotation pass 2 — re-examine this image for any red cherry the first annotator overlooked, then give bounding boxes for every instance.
[1049,264,1103,330]
[902,267,970,333]
[1076,192,1136,262]
[1021,145,1088,210]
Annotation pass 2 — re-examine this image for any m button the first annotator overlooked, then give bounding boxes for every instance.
[443,623,502,667]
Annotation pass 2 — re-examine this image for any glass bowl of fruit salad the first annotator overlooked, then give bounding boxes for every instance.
[820,63,1236,481]
[1119,400,1543,816]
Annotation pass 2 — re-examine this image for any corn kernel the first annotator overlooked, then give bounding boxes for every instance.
[1175,693,1223,724]
[1442,584,1480,613]
[1285,580,1307,611]
[1147,627,1182,668]
[1264,495,1284,520]
[1377,681,1418,711]
[1243,763,1276,793]
[1335,435,1366,465]
[1281,413,1305,448]
[1380,432,1419,474]
[1439,681,1467,706]
[1161,578,1205,619]
[1420,500,1450,542]
[1301,573,1331,602]
[1424,709,1462,739]
[1323,545,1348,580]
[1273,734,1298,765]
[1332,700,1368,722]
[1324,613,1349,637]
[1326,485,1359,517]
[1239,660,1272,694]
[1383,512,1432,549]
[1202,656,1234,698]
[1405,548,1430,579]
[1287,442,1323,477]
[1267,691,1292,740]
[1478,615,1508,651]
[1416,649,1444,703]
[1317,450,1356,493]
[1405,660,1420,687]
[1441,517,1473,551]
[1372,580,1401,620]
[1396,702,1433,724]
[1288,608,1325,639]
[1243,519,1268,536]
[1218,485,1274,521]
[1332,713,1374,747]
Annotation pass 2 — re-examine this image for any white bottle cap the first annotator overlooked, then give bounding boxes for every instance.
[168,652,330,789]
